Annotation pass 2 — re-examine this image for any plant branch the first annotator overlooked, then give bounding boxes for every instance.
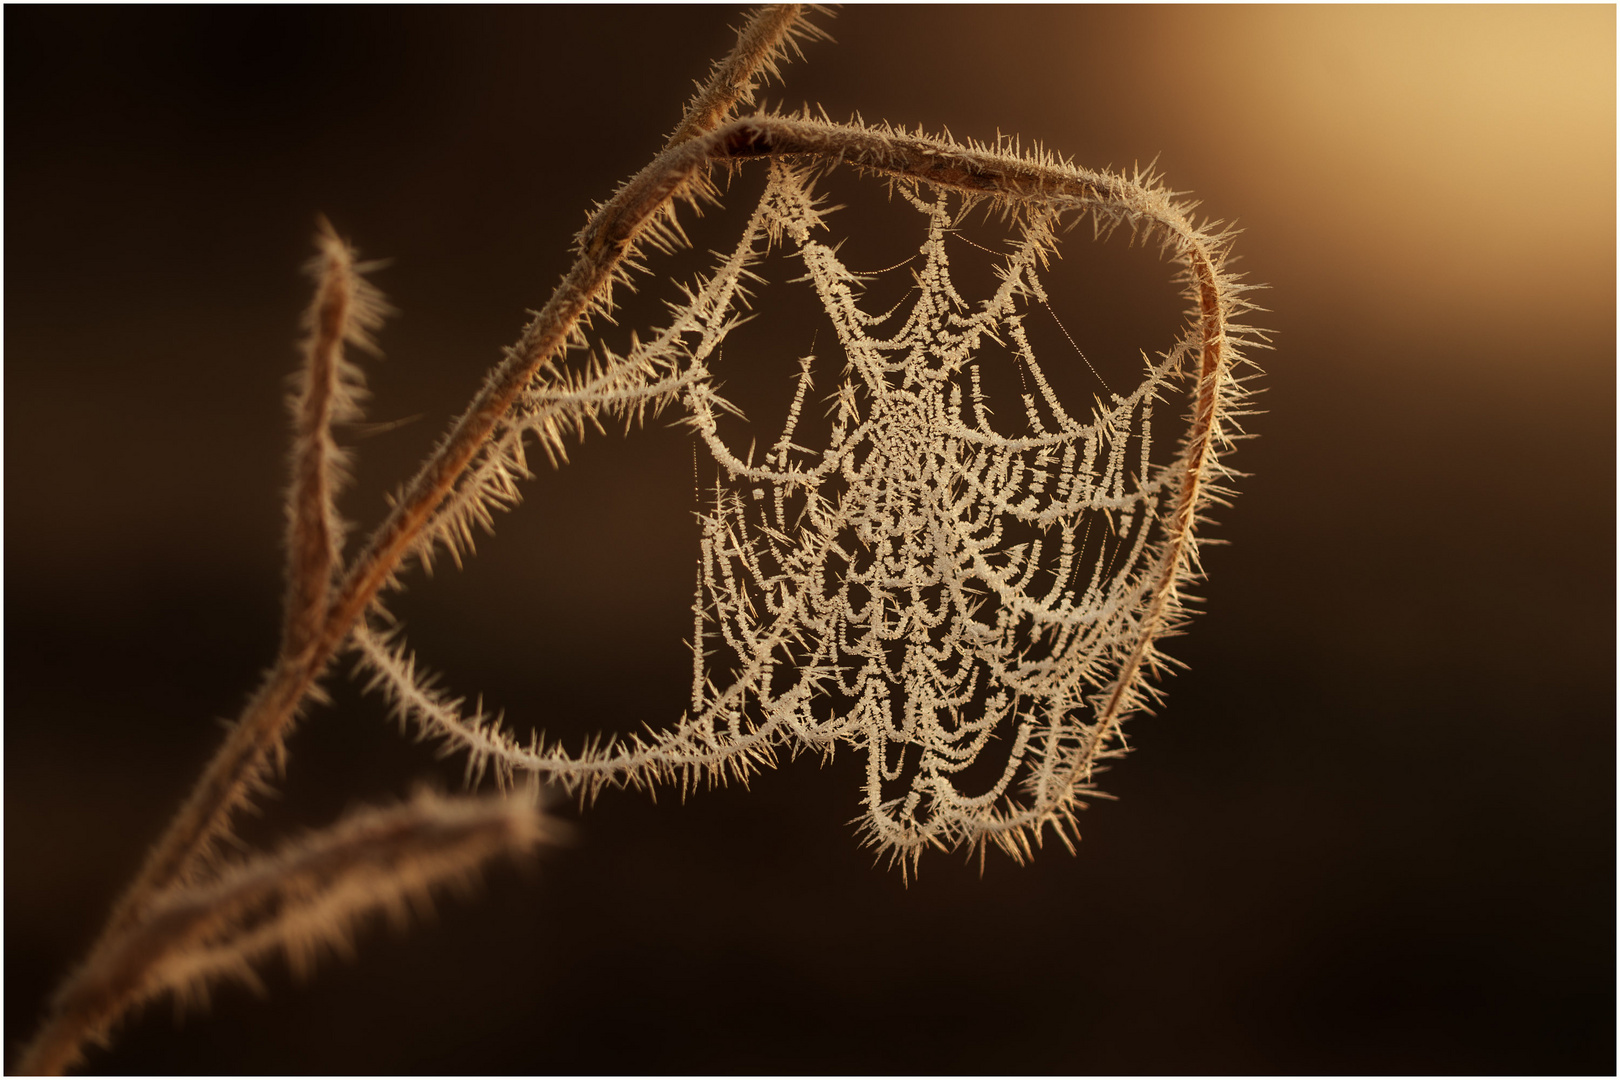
[90,19,817,949]
[281,218,383,662]
[19,793,551,1077]
[665,4,829,150]
[18,16,826,1075]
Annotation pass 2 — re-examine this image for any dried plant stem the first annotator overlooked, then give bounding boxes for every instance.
[665,4,826,150]
[1083,243,1231,771]
[109,3,819,953]
[19,10,820,1076]
[21,795,549,1077]
[281,222,350,659]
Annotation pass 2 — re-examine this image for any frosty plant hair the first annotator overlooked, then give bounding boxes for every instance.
[21,6,1264,1073]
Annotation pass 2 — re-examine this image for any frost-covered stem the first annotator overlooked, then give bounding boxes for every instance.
[281,218,351,661]
[665,5,822,150]
[89,228,384,947]
[98,28,811,947]
[20,23,818,1077]
[87,90,731,970]
[100,667,319,939]
[1082,242,1228,769]
[38,666,339,1070]
[19,794,548,1077]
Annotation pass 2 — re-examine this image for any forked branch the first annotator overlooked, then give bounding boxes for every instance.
[99,1,824,954]
[18,9,823,1075]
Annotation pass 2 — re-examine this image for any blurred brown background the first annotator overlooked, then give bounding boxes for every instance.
[6,6,1613,1074]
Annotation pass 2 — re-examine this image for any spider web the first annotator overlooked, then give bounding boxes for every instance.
[355,160,1207,871]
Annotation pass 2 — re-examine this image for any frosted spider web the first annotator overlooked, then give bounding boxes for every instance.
[356,160,1209,870]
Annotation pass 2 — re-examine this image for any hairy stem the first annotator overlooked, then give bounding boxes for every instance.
[20,794,549,1077]
[18,14,819,1075]
[281,218,353,661]
[665,4,825,150]
[111,12,817,952]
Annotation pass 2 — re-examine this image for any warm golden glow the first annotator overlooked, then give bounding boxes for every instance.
[1115,6,1615,354]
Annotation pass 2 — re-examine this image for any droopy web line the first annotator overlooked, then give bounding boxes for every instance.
[946,227,1115,396]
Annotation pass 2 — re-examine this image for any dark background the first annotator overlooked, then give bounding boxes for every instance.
[6,6,1614,1075]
